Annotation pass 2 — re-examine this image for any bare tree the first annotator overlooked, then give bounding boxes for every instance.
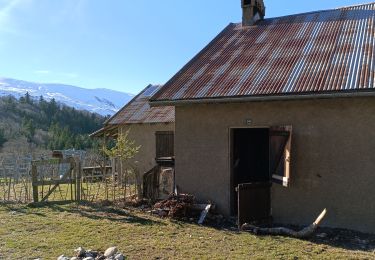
[103,129,141,201]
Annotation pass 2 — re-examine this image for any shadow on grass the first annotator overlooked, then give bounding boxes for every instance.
[238,223,375,253]
[0,201,47,217]
[306,227,375,253]
[27,200,164,226]
[169,215,375,253]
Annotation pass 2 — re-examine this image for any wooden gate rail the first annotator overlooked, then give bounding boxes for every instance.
[31,157,81,203]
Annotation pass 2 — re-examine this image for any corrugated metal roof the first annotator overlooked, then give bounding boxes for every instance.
[152,3,375,103]
[107,84,175,125]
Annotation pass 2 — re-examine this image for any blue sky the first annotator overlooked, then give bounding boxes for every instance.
[0,0,368,94]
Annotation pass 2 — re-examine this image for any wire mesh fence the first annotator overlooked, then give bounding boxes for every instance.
[0,150,142,204]
[0,154,33,202]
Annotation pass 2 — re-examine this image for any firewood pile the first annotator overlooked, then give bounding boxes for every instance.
[152,193,195,218]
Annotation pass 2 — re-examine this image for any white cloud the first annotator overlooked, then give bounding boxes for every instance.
[34,70,50,74]
[53,0,88,24]
[0,0,31,35]
[60,72,78,79]
[33,70,78,79]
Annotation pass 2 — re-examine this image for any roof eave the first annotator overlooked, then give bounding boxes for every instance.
[150,90,375,107]
[89,125,119,138]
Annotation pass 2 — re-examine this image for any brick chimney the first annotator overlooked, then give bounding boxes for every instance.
[242,0,266,26]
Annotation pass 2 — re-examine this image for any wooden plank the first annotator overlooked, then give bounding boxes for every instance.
[34,180,76,186]
[76,161,81,202]
[82,166,112,171]
[198,204,212,225]
[41,160,74,202]
[155,131,174,158]
[32,158,72,167]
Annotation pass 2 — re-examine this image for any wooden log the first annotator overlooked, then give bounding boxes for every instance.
[241,209,327,239]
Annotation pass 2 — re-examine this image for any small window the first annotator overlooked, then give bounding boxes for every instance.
[269,126,292,187]
[155,131,174,159]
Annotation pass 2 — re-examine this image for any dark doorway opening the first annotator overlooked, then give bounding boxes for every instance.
[231,128,271,224]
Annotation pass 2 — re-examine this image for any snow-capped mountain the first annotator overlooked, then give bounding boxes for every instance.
[0,77,134,116]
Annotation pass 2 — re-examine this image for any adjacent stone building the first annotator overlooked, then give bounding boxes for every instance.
[92,84,175,174]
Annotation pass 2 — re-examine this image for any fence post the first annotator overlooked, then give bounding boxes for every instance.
[31,163,38,203]
[76,160,81,202]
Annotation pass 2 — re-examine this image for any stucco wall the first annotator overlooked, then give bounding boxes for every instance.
[119,123,174,175]
[175,97,375,233]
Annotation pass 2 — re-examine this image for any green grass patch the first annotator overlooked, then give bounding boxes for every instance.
[0,202,373,259]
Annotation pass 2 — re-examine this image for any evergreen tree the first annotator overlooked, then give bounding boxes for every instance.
[0,95,105,150]
[0,128,7,148]
[3,96,16,112]
[22,118,36,143]
[25,92,32,104]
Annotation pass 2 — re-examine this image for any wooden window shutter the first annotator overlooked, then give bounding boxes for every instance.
[155,131,174,159]
[269,126,292,187]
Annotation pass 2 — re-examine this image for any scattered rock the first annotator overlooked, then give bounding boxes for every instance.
[57,246,125,260]
[114,253,125,260]
[85,250,98,258]
[333,236,340,241]
[74,247,85,257]
[316,233,328,238]
[57,255,69,260]
[104,247,118,257]
[354,238,369,245]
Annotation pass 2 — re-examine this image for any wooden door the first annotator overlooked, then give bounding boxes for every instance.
[237,182,271,228]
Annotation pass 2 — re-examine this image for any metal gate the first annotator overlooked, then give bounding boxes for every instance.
[237,182,271,228]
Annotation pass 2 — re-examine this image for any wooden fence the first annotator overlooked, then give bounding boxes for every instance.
[31,157,81,202]
[1,153,141,204]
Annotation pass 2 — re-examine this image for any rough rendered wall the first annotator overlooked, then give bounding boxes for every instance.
[175,97,375,233]
[119,123,174,175]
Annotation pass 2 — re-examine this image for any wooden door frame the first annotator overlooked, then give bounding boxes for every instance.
[228,126,270,216]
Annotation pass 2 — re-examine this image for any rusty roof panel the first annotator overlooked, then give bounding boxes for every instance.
[107,85,175,125]
[152,3,375,103]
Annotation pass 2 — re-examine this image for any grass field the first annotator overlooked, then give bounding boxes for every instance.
[0,202,374,260]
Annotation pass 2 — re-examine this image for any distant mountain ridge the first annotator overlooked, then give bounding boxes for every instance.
[0,77,134,116]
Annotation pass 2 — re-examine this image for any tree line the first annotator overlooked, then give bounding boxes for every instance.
[0,93,108,150]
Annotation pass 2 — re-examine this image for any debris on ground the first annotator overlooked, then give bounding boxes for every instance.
[241,208,327,239]
[150,193,217,225]
[152,193,195,218]
[57,246,125,260]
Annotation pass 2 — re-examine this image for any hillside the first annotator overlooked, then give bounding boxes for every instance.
[0,94,106,152]
[0,77,134,116]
